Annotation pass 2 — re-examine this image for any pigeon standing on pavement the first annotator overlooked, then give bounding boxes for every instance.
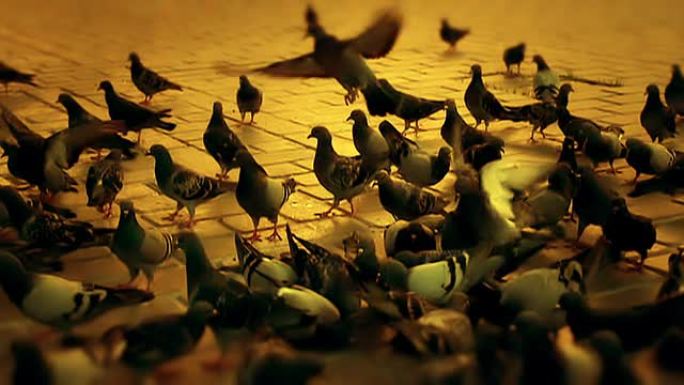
[110,200,177,291]
[203,101,247,180]
[441,99,506,157]
[148,144,231,228]
[556,107,602,148]
[309,126,373,216]
[665,64,684,116]
[86,149,124,218]
[581,125,626,174]
[0,251,153,330]
[573,167,620,240]
[348,109,390,171]
[503,43,525,75]
[128,52,183,104]
[375,79,446,134]
[235,150,297,242]
[624,137,676,183]
[602,197,656,268]
[465,64,519,131]
[374,170,447,220]
[532,55,560,102]
[0,62,37,92]
[98,80,176,144]
[640,84,676,142]
[237,75,263,124]
[439,19,469,49]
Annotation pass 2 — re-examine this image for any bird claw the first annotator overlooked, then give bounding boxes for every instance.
[267,230,282,241]
[248,231,262,243]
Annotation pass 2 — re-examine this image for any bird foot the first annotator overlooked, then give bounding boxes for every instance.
[267,230,282,242]
[315,210,333,218]
[247,231,263,243]
[179,219,195,229]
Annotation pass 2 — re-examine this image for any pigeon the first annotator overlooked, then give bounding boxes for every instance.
[258,6,402,107]
[108,301,214,369]
[269,285,342,339]
[441,99,506,155]
[234,233,298,295]
[573,166,619,240]
[0,251,153,330]
[439,19,469,49]
[581,125,625,174]
[110,200,177,291]
[11,340,104,385]
[588,331,639,385]
[147,144,231,228]
[465,64,519,131]
[86,149,124,218]
[503,43,525,75]
[309,126,373,216]
[347,109,390,171]
[374,79,446,134]
[558,137,578,172]
[373,170,447,220]
[657,249,683,300]
[640,84,676,142]
[506,83,574,141]
[559,291,684,351]
[397,145,451,187]
[342,230,380,281]
[601,197,656,268]
[629,154,684,197]
[57,93,136,159]
[203,101,247,180]
[237,75,263,124]
[237,344,324,385]
[379,119,419,166]
[556,107,602,148]
[532,55,560,102]
[384,218,440,257]
[624,137,676,183]
[235,150,297,241]
[512,163,577,229]
[665,64,684,116]
[128,52,183,104]
[98,80,176,143]
[0,61,37,92]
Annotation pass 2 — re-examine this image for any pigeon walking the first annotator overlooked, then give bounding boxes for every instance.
[439,19,469,49]
[374,170,447,220]
[375,79,446,134]
[86,150,124,218]
[503,43,525,75]
[465,64,518,131]
[237,75,263,124]
[128,52,183,104]
[640,84,676,142]
[347,109,390,171]
[665,64,684,116]
[532,55,560,102]
[0,61,37,92]
[98,80,176,144]
[203,101,247,180]
[309,126,374,216]
[235,150,296,242]
[625,137,676,183]
[148,144,230,228]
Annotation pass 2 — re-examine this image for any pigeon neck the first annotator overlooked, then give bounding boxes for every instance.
[183,241,214,294]
[646,92,663,108]
[130,60,143,77]
[314,138,336,163]
[556,90,570,109]
[0,255,31,306]
[115,211,144,246]
[535,60,550,71]
[63,101,87,127]
[153,152,175,184]
[182,310,210,341]
[208,110,227,131]
[471,72,484,87]
[673,68,683,82]
[352,120,371,139]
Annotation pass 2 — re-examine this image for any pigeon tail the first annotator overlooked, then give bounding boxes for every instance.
[494,105,529,123]
[155,120,176,131]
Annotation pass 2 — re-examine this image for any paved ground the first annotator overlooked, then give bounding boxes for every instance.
[1,0,684,384]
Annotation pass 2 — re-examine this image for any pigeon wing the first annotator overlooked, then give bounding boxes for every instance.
[258,53,328,78]
[345,10,403,59]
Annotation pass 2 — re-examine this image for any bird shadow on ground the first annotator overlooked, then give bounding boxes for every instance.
[440,50,466,60]
[213,61,252,77]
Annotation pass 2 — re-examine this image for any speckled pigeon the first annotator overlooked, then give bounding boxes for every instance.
[203,101,247,180]
[86,149,124,218]
[374,170,447,220]
[128,52,182,104]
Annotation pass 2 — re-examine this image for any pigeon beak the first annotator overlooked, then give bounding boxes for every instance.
[144,151,152,156]
[97,85,102,91]
[307,134,314,139]
[346,116,353,122]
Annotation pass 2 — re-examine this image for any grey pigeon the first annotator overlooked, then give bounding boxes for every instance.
[625,137,676,183]
[602,197,656,268]
[573,166,620,240]
[0,251,153,330]
[464,64,518,131]
[581,125,626,174]
[234,233,297,294]
[309,126,373,216]
[148,144,231,228]
[439,19,469,49]
[512,163,577,229]
[374,170,447,220]
[347,109,390,171]
[98,80,176,144]
[503,43,525,75]
[237,75,263,124]
[258,6,402,107]
[375,78,446,134]
[110,200,177,291]
[235,150,296,242]
[397,144,451,187]
[379,119,419,166]
[57,93,137,159]
[86,149,124,218]
[532,55,560,102]
[128,52,183,104]
[203,101,247,179]
[640,84,676,142]
[665,64,684,116]
[0,61,37,92]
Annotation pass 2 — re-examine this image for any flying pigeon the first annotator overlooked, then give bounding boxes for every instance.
[665,64,684,116]
[503,43,525,75]
[531,55,560,102]
[640,84,676,142]
[110,200,177,291]
[347,109,390,171]
[235,150,296,241]
[309,126,374,216]
[375,79,446,134]
[147,144,231,228]
[128,52,183,104]
[86,149,124,218]
[0,251,153,330]
[98,80,176,144]
[439,19,469,49]
[203,101,247,180]
[624,137,676,183]
[0,61,37,92]
[373,170,447,220]
[237,75,263,124]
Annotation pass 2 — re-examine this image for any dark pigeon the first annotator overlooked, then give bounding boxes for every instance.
[465,64,521,131]
[439,19,469,49]
[237,75,263,124]
[203,101,247,179]
[86,150,124,218]
[375,79,445,134]
[373,170,447,220]
[503,43,525,75]
[665,64,684,116]
[640,84,676,142]
[128,52,182,104]
[573,166,620,240]
[624,137,676,183]
[601,197,656,268]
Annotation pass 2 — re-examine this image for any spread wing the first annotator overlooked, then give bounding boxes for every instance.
[257,53,328,78]
[344,10,403,59]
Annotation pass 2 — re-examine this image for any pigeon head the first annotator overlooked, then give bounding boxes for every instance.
[470,64,482,76]
[342,230,375,258]
[147,144,170,160]
[532,55,549,70]
[128,52,141,64]
[56,93,76,107]
[672,64,682,79]
[372,170,391,186]
[441,18,449,27]
[307,126,332,143]
[97,80,114,93]
[438,146,452,161]
[118,200,137,221]
[445,99,456,109]
[559,260,584,293]
[212,101,224,115]
[645,84,660,97]
[668,250,682,276]
[346,109,367,124]
[624,137,645,153]
[176,231,203,261]
[239,75,250,87]
[559,83,574,94]
[379,259,408,291]
[0,252,30,304]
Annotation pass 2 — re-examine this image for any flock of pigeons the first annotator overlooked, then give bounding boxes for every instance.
[1,4,684,385]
